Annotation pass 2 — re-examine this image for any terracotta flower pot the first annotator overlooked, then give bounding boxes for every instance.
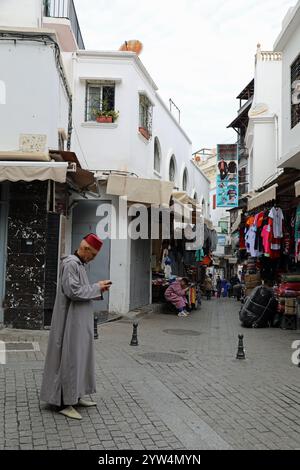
[96,116,113,123]
[139,126,150,140]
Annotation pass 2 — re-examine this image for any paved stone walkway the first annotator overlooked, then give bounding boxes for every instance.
[1,298,300,450]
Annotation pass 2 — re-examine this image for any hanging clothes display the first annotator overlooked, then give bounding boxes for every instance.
[269,206,284,238]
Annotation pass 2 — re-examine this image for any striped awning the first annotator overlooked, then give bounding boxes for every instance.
[247,184,278,211]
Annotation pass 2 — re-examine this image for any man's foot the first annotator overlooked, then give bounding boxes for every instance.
[58,406,82,420]
[77,398,97,407]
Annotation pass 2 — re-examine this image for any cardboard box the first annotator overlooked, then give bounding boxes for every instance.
[285,307,297,315]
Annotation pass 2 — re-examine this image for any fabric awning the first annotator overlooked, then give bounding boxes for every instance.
[247,184,278,211]
[171,191,199,209]
[295,180,300,198]
[231,210,242,233]
[0,151,50,162]
[0,161,68,183]
[106,174,174,206]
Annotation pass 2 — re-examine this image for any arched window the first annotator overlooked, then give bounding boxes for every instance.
[193,192,198,203]
[202,198,206,216]
[154,137,161,173]
[169,155,176,182]
[182,168,188,191]
[0,80,6,105]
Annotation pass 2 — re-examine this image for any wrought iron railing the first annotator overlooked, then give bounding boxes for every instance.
[43,0,85,49]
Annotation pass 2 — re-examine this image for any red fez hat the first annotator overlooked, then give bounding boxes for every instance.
[83,233,103,252]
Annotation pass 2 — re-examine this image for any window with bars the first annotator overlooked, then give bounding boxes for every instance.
[85,81,115,121]
[291,54,300,128]
[139,94,153,139]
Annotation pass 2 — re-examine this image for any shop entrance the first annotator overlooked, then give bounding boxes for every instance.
[0,183,8,325]
[129,238,151,310]
[72,200,111,312]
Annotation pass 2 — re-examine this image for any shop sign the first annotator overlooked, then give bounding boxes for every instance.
[216,144,239,208]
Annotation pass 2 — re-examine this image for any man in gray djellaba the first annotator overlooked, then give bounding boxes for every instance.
[40,233,112,420]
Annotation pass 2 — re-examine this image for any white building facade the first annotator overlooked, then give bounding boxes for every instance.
[246,45,282,192]
[69,50,210,314]
[274,1,300,171]
[0,0,210,320]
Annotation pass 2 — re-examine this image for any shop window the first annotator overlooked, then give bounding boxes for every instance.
[85,81,115,121]
[139,94,153,140]
[169,155,176,182]
[154,137,161,173]
[291,54,300,128]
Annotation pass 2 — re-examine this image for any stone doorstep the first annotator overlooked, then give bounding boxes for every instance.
[0,308,148,341]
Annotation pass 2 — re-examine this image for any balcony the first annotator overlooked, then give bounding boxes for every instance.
[43,0,85,50]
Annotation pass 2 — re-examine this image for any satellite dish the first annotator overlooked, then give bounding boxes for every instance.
[119,40,143,55]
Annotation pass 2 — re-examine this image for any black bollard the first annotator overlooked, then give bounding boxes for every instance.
[94,316,99,340]
[130,321,139,346]
[236,334,245,360]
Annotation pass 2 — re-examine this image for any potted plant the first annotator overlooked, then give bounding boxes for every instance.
[139,126,150,140]
[92,107,119,123]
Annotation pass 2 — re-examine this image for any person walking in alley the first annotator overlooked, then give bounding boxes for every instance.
[204,274,213,300]
[164,277,190,317]
[40,233,112,420]
[216,276,222,298]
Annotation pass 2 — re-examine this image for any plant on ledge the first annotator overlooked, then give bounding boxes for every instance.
[139,126,150,140]
[92,108,119,123]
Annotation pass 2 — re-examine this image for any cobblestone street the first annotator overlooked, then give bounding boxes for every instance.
[1,298,300,450]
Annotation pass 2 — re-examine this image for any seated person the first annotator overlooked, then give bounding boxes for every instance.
[164,277,189,317]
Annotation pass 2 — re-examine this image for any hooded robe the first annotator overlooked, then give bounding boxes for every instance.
[40,254,103,406]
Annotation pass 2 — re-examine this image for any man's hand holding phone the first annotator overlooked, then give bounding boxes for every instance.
[99,280,112,292]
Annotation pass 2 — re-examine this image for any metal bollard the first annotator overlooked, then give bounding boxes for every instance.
[236,334,245,360]
[130,321,139,346]
[94,316,99,340]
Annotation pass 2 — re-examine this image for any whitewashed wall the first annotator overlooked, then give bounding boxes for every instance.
[274,2,300,169]
[0,40,70,151]
[0,0,42,29]
[246,49,282,191]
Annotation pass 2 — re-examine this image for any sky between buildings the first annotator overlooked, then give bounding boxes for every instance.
[74,0,297,152]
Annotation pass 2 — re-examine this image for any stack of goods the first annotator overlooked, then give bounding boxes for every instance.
[152,277,172,302]
[244,257,261,296]
[239,285,277,328]
[275,274,300,329]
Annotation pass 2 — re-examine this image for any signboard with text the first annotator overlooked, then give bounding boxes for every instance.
[216,144,238,208]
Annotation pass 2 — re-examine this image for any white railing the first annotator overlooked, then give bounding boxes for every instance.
[260,51,282,61]
[256,45,282,62]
